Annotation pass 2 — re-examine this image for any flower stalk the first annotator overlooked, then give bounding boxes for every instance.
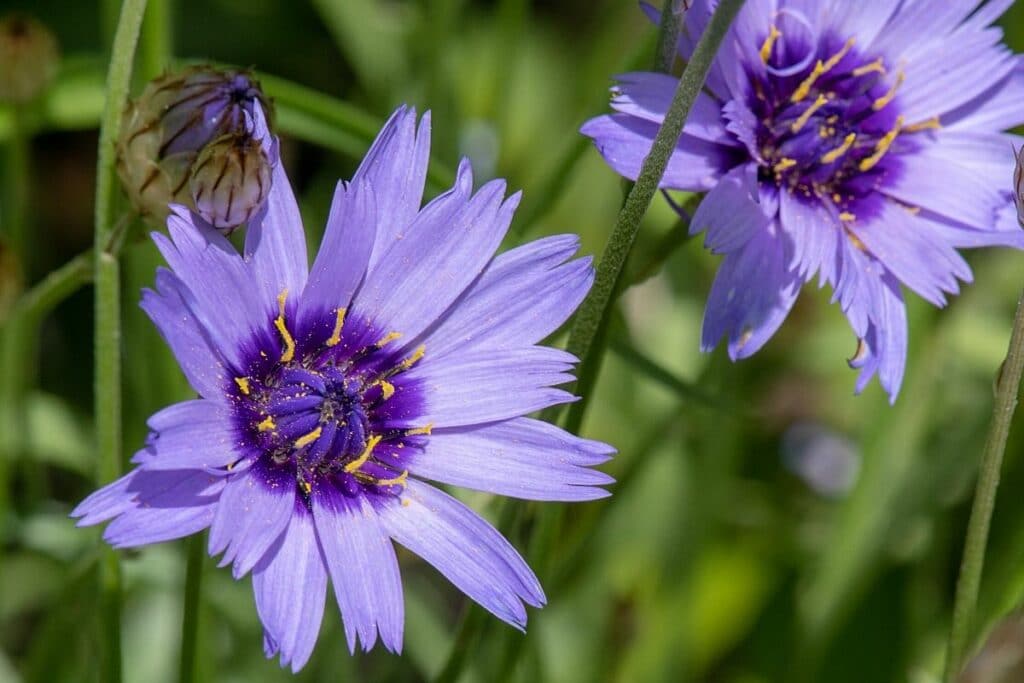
[94,0,149,681]
[944,289,1024,681]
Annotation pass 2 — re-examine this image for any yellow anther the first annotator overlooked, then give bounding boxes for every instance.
[846,229,868,252]
[273,289,296,363]
[775,157,798,172]
[852,58,885,77]
[377,380,395,401]
[234,377,251,395]
[859,116,904,172]
[376,331,403,347]
[257,416,276,432]
[791,38,855,102]
[791,94,829,133]
[872,70,905,111]
[375,470,409,488]
[399,345,425,371]
[839,211,856,222]
[904,116,941,133]
[326,307,347,347]
[760,25,781,64]
[345,434,382,473]
[294,426,322,449]
[405,423,434,437]
[300,480,312,494]
[820,133,857,164]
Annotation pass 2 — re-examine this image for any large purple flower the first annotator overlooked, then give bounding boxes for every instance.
[74,105,613,671]
[582,0,1024,401]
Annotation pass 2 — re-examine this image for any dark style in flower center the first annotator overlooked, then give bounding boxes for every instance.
[749,17,934,220]
[229,293,429,505]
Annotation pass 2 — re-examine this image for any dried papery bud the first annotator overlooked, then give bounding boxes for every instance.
[1014,146,1024,228]
[0,14,60,104]
[189,133,272,233]
[116,65,271,226]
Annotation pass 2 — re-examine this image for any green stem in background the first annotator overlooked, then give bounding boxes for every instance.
[140,0,172,81]
[178,535,204,683]
[654,0,683,73]
[94,1,148,682]
[559,0,745,434]
[0,105,31,517]
[943,290,1024,681]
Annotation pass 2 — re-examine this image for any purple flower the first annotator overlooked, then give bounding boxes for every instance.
[582,0,1024,401]
[74,105,613,671]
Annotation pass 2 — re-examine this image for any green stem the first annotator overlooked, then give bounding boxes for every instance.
[654,0,683,73]
[559,0,745,433]
[178,535,204,683]
[94,2,148,682]
[140,0,173,81]
[943,290,1024,681]
[0,105,30,517]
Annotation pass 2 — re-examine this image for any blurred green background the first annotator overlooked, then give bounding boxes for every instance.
[4,1,1024,681]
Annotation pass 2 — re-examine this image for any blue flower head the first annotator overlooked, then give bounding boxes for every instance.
[75,105,614,671]
[583,0,1024,401]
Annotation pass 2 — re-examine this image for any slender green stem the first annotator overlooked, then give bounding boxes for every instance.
[560,0,745,433]
[943,290,1024,680]
[94,2,148,682]
[654,0,683,73]
[178,535,204,683]
[4,250,94,328]
[0,105,30,517]
[140,0,173,80]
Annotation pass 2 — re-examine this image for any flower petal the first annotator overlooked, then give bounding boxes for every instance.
[208,465,296,578]
[375,480,544,628]
[312,488,403,653]
[253,505,327,673]
[129,399,242,471]
[244,104,309,309]
[701,224,802,359]
[406,417,613,501]
[405,347,578,428]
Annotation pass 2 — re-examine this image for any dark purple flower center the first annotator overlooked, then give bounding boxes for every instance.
[746,20,930,217]
[229,295,429,505]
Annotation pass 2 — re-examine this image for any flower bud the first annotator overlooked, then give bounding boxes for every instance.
[1015,146,1024,228]
[0,14,60,104]
[116,66,270,226]
[189,133,272,233]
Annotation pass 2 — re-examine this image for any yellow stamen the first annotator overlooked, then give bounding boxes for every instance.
[405,423,434,437]
[872,70,905,111]
[398,345,425,371]
[300,480,312,494]
[859,116,904,172]
[904,116,941,133]
[791,94,829,133]
[377,380,395,401]
[852,58,885,77]
[375,470,409,488]
[820,133,857,164]
[257,416,276,432]
[294,426,322,449]
[274,289,296,363]
[791,38,855,102]
[759,25,781,64]
[775,157,798,172]
[345,434,382,473]
[839,211,856,222]
[377,331,403,347]
[234,377,251,395]
[326,307,346,347]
